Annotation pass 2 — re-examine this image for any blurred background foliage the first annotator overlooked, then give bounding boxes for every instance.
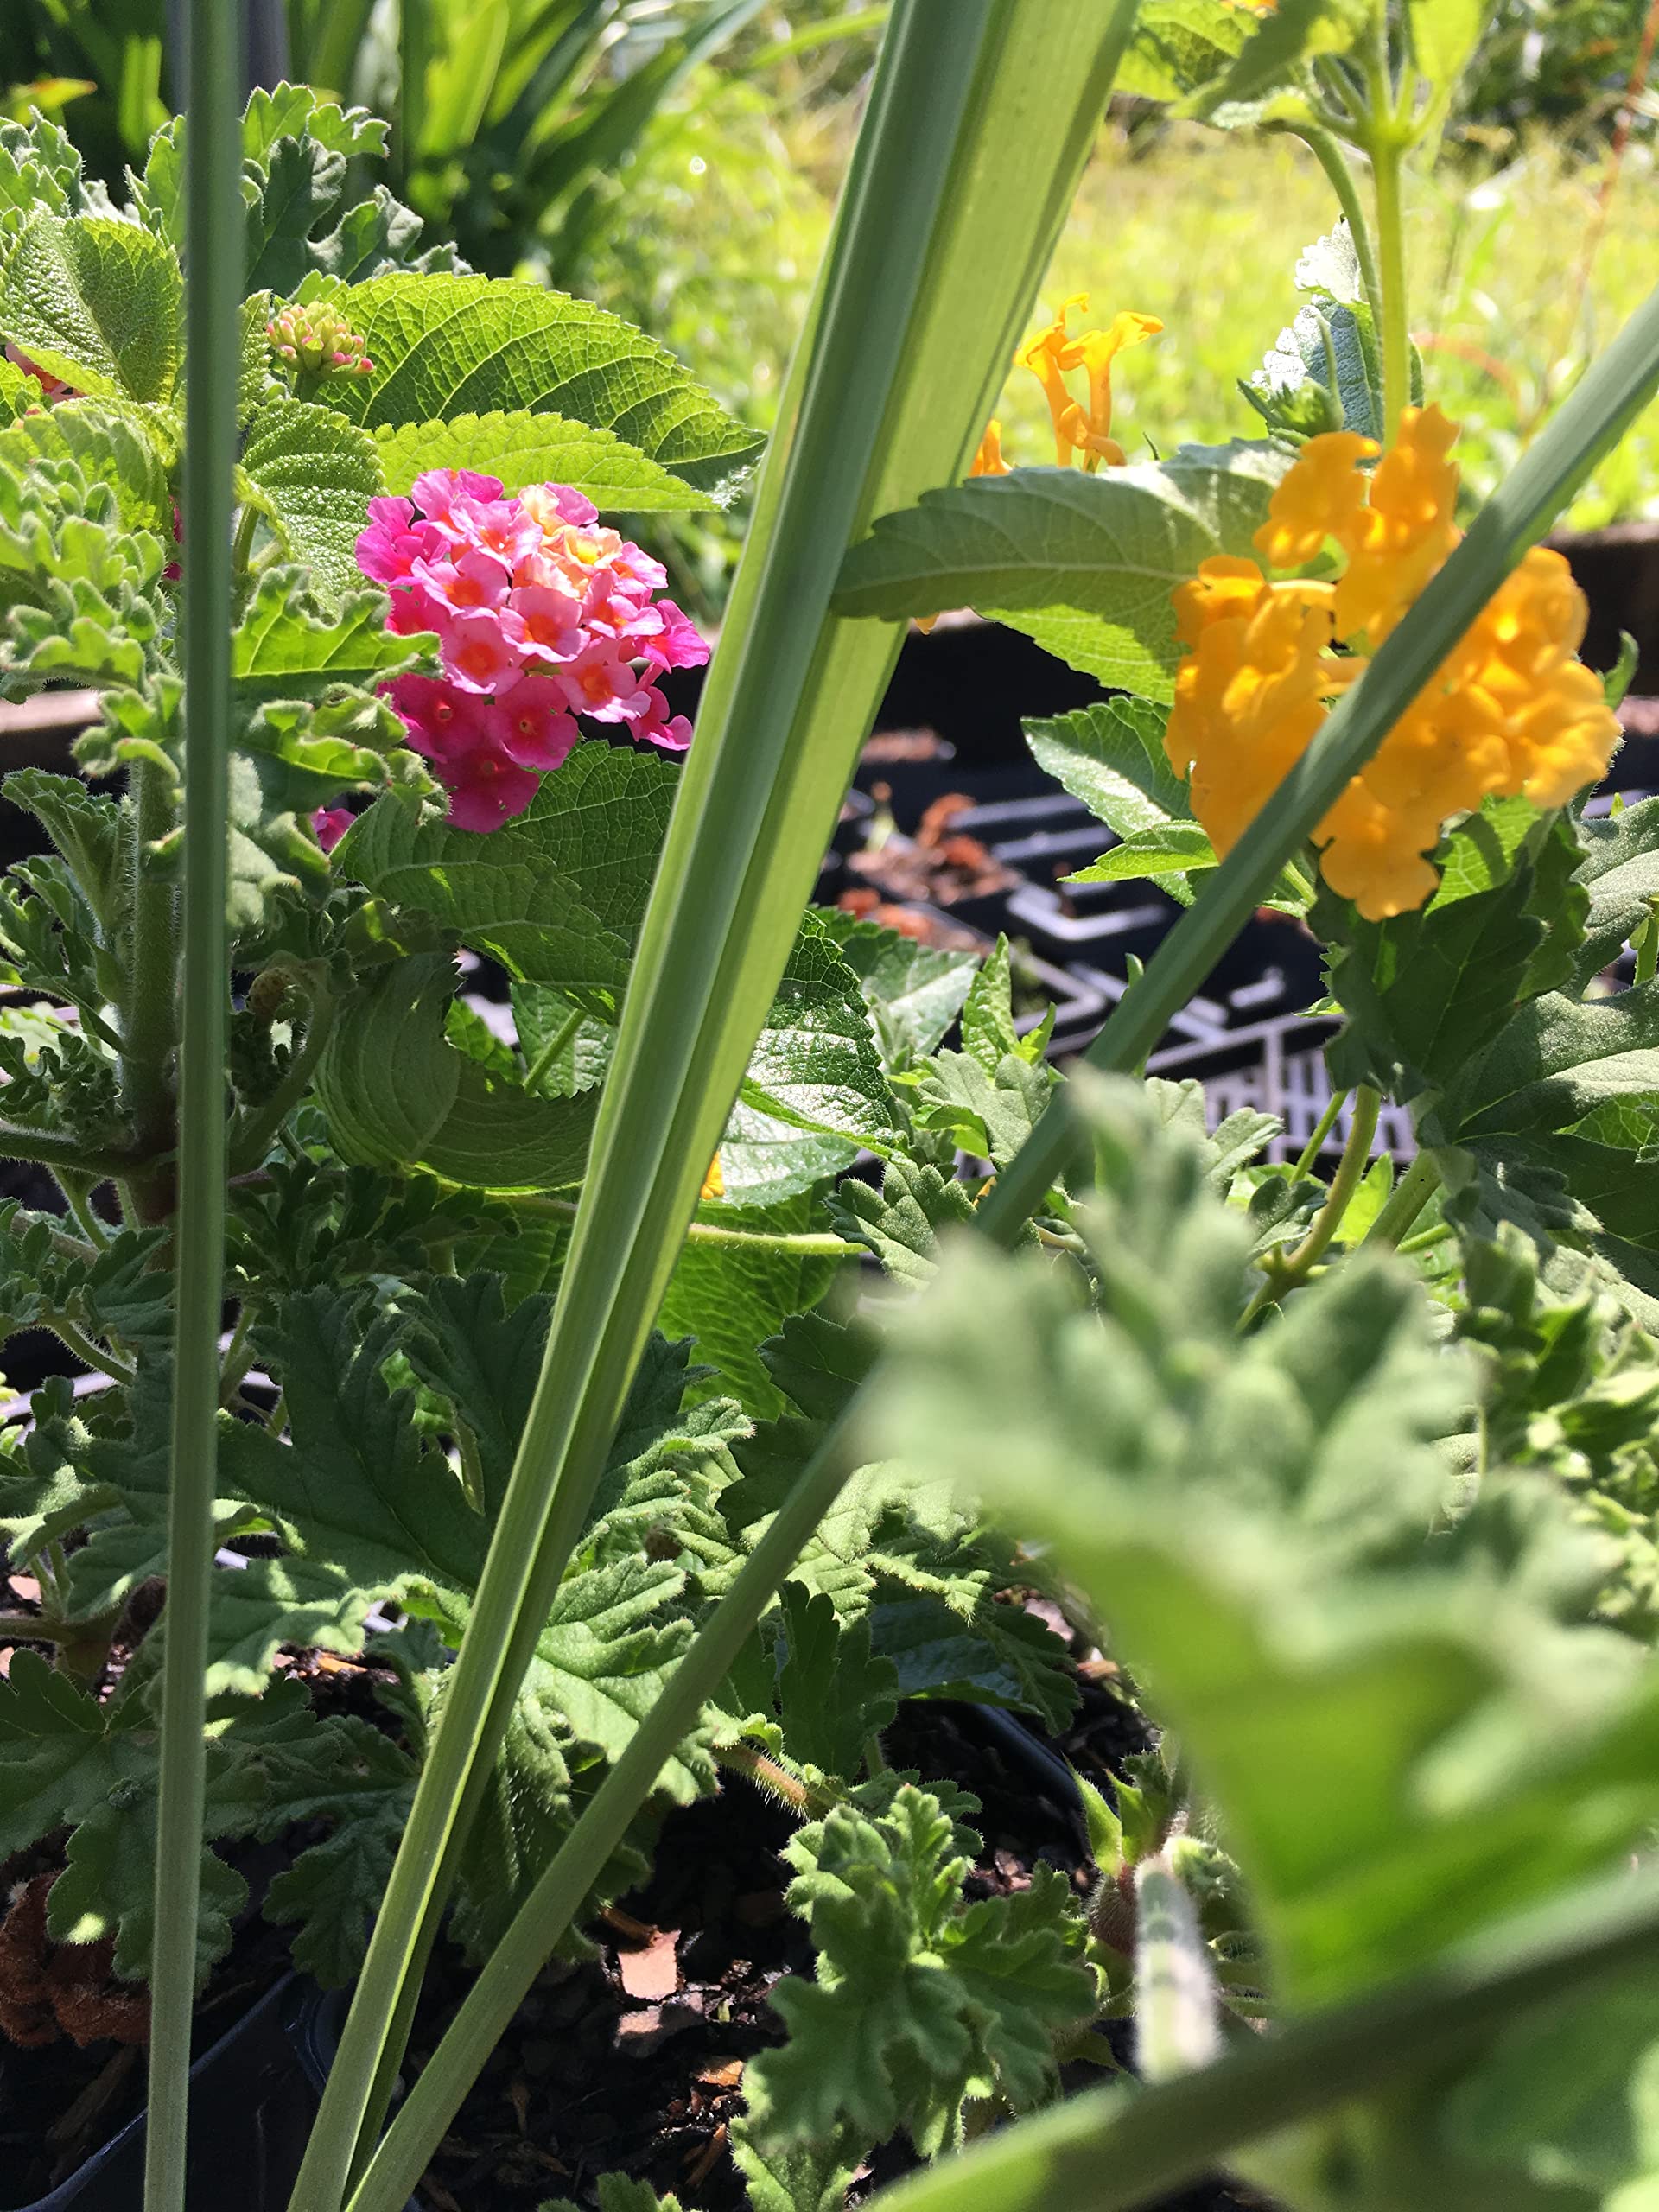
[3,0,1656,616]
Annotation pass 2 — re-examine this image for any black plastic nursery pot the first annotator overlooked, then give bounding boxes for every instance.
[2,1975,423,2212]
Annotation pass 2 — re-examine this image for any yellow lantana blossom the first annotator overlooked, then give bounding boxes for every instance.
[1017,296,1161,468]
[969,420,1011,477]
[1164,408,1620,921]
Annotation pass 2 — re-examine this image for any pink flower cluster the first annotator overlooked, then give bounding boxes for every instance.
[355,468,709,833]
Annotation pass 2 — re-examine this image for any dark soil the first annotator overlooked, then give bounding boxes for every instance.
[396,1669,1270,2212]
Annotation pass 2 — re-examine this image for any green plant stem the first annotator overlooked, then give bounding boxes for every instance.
[512,1194,861,1259]
[1363,16,1412,434]
[340,1406,861,2212]
[1290,1088,1350,1181]
[519,1003,584,1093]
[0,1123,140,1180]
[1290,122,1384,323]
[54,1171,110,1249]
[219,1303,256,1408]
[1396,1218,1452,1256]
[1361,1149,1440,1249]
[48,1317,134,1386]
[862,1868,1659,2212]
[1636,899,1659,985]
[226,978,337,1175]
[143,0,241,2202]
[120,760,178,1163]
[229,501,259,585]
[1241,1087,1380,1325]
[976,275,1659,1242]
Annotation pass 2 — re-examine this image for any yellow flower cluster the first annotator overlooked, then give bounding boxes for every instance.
[1164,406,1620,919]
[977,296,1160,474]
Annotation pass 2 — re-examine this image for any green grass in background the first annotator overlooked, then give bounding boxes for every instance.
[997,127,1659,534]
[582,86,1659,615]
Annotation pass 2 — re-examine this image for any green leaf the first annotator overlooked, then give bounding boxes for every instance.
[0,213,181,403]
[912,1047,1057,1168]
[0,397,175,538]
[813,907,981,1067]
[1407,0,1496,134]
[1196,0,1371,118]
[238,397,384,602]
[828,1154,978,1291]
[337,741,682,993]
[868,1075,1659,2013]
[722,913,904,1205]
[1573,797,1659,992]
[0,1649,258,1981]
[657,1197,845,1419]
[309,272,763,493]
[1115,0,1252,101]
[372,409,718,512]
[1444,984,1659,1148]
[1319,810,1573,1103]
[232,566,432,697]
[729,2129,857,2212]
[744,1782,1096,2158]
[260,1716,416,1986]
[833,445,1291,701]
[314,953,597,1191]
[1025,696,1189,836]
[775,1583,899,1777]
[512,983,613,1098]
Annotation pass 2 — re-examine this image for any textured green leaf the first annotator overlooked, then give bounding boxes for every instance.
[372,409,718,512]
[0,213,182,403]
[1196,0,1371,118]
[238,396,384,601]
[1115,0,1252,100]
[0,397,175,538]
[1446,985,1659,1146]
[315,952,598,1191]
[1320,813,1573,1103]
[775,1583,899,1777]
[834,446,1290,699]
[1573,797,1659,990]
[657,1196,844,1418]
[721,913,904,1204]
[744,1782,1095,2158]
[868,1075,1659,2015]
[813,908,980,1067]
[912,1047,1057,1168]
[1026,696,1189,832]
[260,1716,416,1986]
[512,983,614,1098]
[828,1155,978,1291]
[232,566,432,696]
[311,272,763,493]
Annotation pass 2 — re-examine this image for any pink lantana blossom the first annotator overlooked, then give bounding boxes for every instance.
[640,599,709,675]
[409,468,505,523]
[556,638,652,724]
[442,604,529,694]
[311,806,355,852]
[363,476,707,831]
[411,547,513,615]
[633,685,694,753]
[511,582,585,666]
[494,677,582,771]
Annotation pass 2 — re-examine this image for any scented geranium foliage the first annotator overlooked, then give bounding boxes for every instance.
[359,468,708,830]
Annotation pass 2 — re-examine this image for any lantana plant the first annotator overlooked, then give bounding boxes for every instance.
[2,6,1659,2212]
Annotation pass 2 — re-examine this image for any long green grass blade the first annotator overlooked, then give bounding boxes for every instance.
[143,3,241,2205]
[867,1867,1659,2212]
[976,276,1659,1237]
[294,6,1142,2205]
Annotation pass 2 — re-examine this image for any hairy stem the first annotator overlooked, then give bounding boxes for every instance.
[1291,122,1385,326]
[1361,1149,1440,1249]
[1240,1086,1380,1325]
